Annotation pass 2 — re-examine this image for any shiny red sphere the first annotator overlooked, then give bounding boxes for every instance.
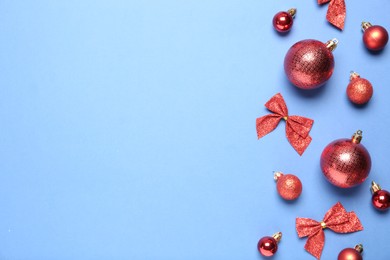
[320,139,371,188]
[363,25,389,51]
[257,236,278,257]
[372,190,390,210]
[273,11,293,32]
[347,78,373,105]
[338,248,362,260]
[276,174,302,200]
[284,40,334,89]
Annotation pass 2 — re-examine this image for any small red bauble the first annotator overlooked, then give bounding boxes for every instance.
[338,244,363,260]
[347,72,373,105]
[257,232,282,257]
[362,22,389,51]
[273,8,296,33]
[371,181,390,211]
[274,171,302,200]
[320,130,371,188]
[284,39,338,90]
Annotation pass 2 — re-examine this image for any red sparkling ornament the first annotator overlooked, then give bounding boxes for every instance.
[273,8,296,33]
[347,72,373,105]
[371,181,390,211]
[274,171,302,200]
[338,244,363,260]
[257,232,282,257]
[284,39,338,90]
[362,22,389,51]
[320,130,371,188]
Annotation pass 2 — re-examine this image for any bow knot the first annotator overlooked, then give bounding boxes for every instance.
[296,202,363,259]
[320,221,326,229]
[318,0,346,30]
[256,93,314,156]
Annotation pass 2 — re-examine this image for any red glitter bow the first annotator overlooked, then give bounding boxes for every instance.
[296,202,363,259]
[318,0,346,30]
[256,93,313,156]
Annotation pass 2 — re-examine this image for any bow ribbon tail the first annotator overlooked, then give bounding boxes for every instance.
[305,231,325,260]
[285,117,313,155]
[256,114,282,139]
[318,0,346,30]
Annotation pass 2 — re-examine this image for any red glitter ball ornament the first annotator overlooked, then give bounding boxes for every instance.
[273,8,296,33]
[274,171,302,200]
[362,22,389,51]
[320,130,371,188]
[347,72,373,105]
[338,244,363,260]
[257,232,282,257]
[371,181,390,211]
[284,39,338,90]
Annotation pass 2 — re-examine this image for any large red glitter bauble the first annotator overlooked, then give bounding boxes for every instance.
[276,174,302,200]
[257,236,278,257]
[372,190,390,210]
[320,132,371,188]
[338,248,362,260]
[363,25,389,51]
[284,39,335,90]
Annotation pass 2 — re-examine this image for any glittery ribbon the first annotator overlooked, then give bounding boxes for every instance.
[256,93,313,156]
[296,202,363,259]
[318,0,346,30]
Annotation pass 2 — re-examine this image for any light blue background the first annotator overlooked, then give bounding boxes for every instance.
[1,0,389,259]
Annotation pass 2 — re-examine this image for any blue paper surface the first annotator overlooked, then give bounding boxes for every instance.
[0,0,389,259]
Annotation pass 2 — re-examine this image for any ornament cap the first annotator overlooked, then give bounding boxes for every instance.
[287,8,296,17]
[371,181,382,193]
[362,21,372,31]
[354,244,364,254]
[349,71,360,81]
[273,171,284,181]
[272,232,282,243]
[325,38,338,52]
[351,130,363,144]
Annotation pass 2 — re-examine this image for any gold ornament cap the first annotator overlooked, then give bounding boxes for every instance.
[362,21,372,31]
[351,130,363,144]
[272,232,282,243]
[371,181,382,193]
[354,244,364,254]
[273,171,284,181]
[350,71,361,81]
[287,8,297,17]
[325,38,338,52]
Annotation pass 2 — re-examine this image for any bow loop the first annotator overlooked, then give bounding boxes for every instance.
[318,0,346,30]
[256,93,313,155]
[295,202,363,259]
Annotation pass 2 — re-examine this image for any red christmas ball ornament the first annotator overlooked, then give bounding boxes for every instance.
[257,232,282,257]
[362,21,388,51]
[284,39,338,90]
[273,8,296,33]
[338,244,363,260]
[347,72,373,105]
[371,181,390,211]
[320,130,371,188]
[274,171,302,200]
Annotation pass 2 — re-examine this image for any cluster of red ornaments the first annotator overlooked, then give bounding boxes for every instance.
[256,5,389,260]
